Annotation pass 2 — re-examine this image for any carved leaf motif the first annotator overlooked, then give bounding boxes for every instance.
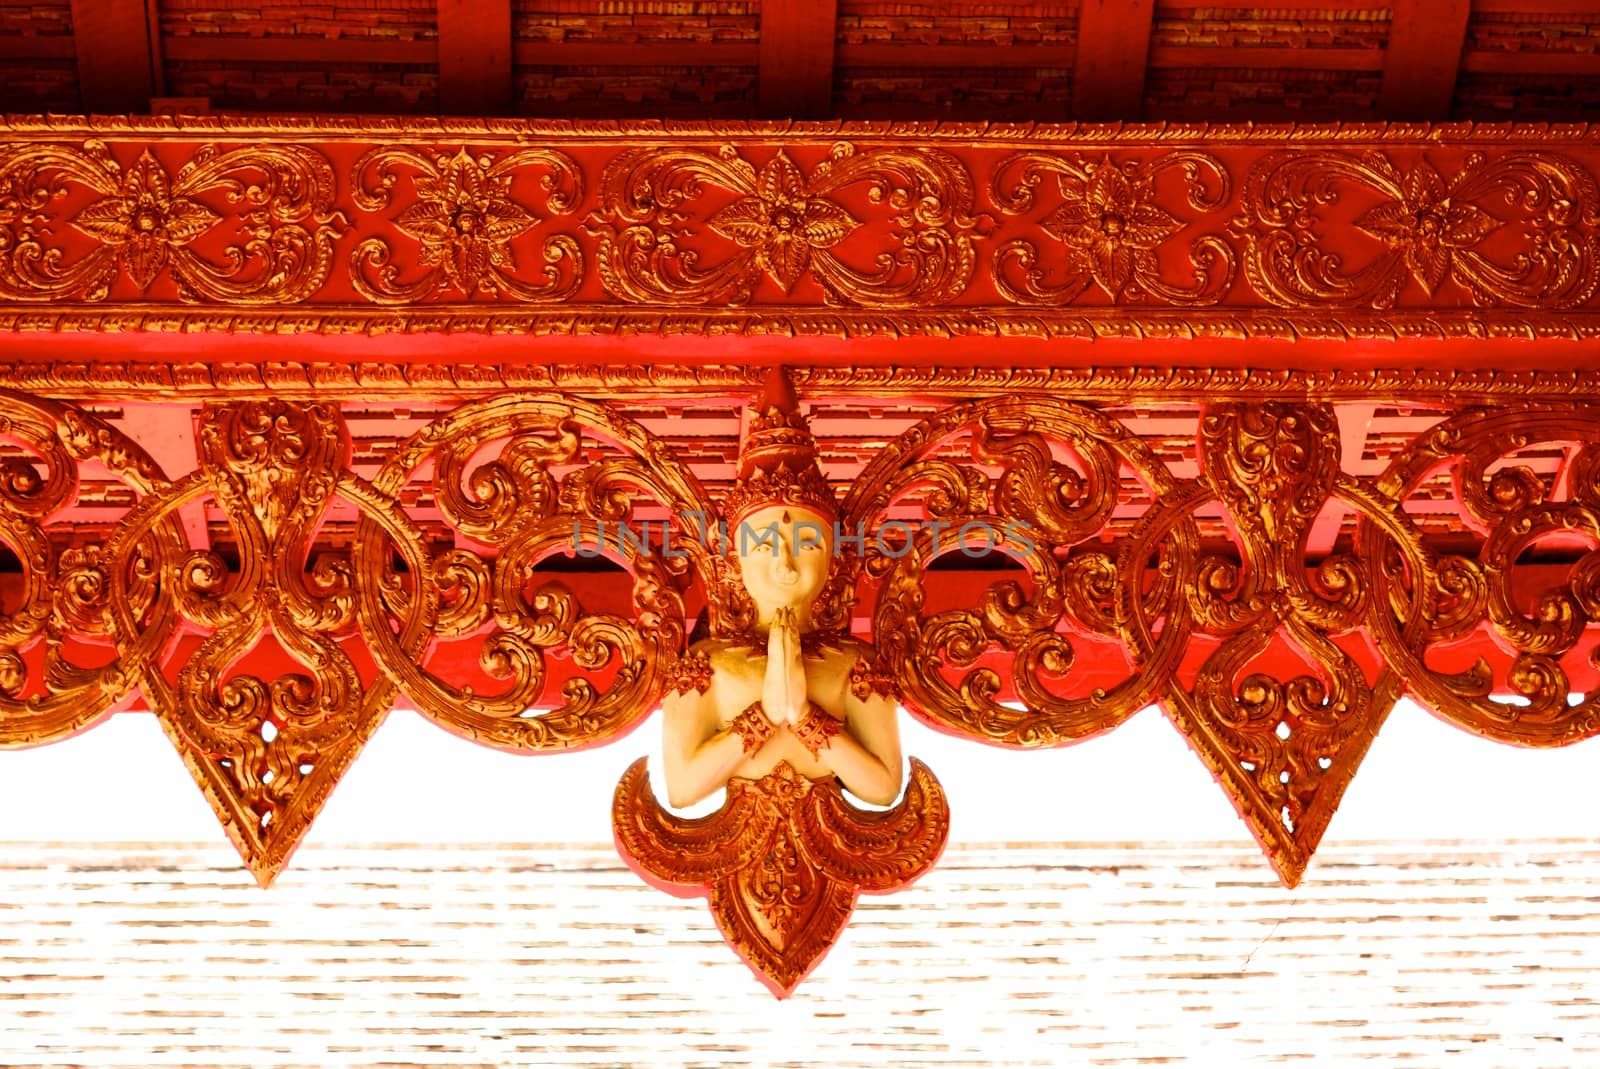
[994,151,1233,306]
[1239,149,1600,308]
[349,145,580,303]
[590,144,984,307]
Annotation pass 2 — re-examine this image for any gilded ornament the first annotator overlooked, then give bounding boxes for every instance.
[0,359,1595,907]
[589,142,988,306]
[349,146,583,302]
[0,140,342,303]
[71,150,222,290]
[991,150,1234,305]
[705,151,860,294]
[613,368,948,995]
[1237,149,1600,309]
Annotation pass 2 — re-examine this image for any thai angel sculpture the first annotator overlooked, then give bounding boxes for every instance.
[612,367,950,997]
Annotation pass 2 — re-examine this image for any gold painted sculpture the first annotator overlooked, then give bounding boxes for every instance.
[613,369,949,996]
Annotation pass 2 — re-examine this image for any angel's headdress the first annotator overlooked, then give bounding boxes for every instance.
[721,366,837,526]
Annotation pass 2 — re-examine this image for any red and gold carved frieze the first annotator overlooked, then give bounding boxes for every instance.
[2,118,1600,342]
[0,372,1595,909]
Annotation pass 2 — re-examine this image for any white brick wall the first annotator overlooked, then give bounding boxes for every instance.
[0,841,1596,1067]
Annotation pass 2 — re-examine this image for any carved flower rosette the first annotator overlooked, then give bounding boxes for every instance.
[0,140,343,303]
[990,151,1236,305]
[588,143,989,306]
[349,146,584,303]
[1237,149,1600,309]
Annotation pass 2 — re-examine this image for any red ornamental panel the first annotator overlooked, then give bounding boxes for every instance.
[0,118,1599,341]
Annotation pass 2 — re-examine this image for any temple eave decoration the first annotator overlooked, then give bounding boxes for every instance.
[2,118,1599,995]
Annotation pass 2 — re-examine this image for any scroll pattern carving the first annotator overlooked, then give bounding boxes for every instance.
[0,141,343,303]
[587,144,989,306]
[991,151,1234,305]
[841,396,1600,885]
[0,387,1595,895]
[1237,150,1600,309]
[5,123,1600,335]
[349,146,583,302]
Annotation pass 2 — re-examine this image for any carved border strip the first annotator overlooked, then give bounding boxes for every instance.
[2,364,1600,402]
[0,387,1596,897]
[3,120,1600,336]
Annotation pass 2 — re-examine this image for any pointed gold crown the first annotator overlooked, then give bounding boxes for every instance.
[722,367,837,526]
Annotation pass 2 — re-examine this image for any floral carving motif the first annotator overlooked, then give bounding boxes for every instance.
[1352,160,1501,295]
[1039,156,1184,295]
[71,150,221,290]
[992,151,1234,304]
[350,146,582,302]
[1238,149,1600,309]
[0,125,1598,332]
[589,143,989,306]
[0,140,343,303]
[394,149,539,292]
[0,379,1597,903]
[706,152,860,293]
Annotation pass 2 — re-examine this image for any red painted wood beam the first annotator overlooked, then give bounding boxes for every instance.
[1379,0,1471,120]
[1073,0,1157,120]
[437,0,512,115]
[68,0,159,112]
[759,0,839,119]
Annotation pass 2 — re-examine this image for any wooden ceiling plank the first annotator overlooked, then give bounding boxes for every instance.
[162,37,437,66]
[1379,0,1471,120]
[759,0,840,119]
[1073,0,1157,120]
[1146,45,1384,73]
[511,41,760,68]
[437,0,512,115]
[69,0,157,112]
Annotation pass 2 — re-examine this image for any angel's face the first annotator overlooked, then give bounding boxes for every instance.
[735,504,833,617]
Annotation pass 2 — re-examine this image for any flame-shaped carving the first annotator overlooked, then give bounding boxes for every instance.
[613,758,949,996]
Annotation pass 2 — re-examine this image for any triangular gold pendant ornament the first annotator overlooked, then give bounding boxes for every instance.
[124,400,410,886]
[1166,402,1400,887]
[152,695,392,887]
[1162,674,1403,888]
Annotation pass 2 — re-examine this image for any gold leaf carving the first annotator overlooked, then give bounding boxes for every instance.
[0,141,343,303]
[1237,150,1600,309]
[613,757,948,996]
[992,151,1234,305]
[588,143,989,306]
[349,146,583,303]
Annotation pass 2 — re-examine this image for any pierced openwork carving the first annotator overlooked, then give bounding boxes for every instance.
[0,368,1596,982]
